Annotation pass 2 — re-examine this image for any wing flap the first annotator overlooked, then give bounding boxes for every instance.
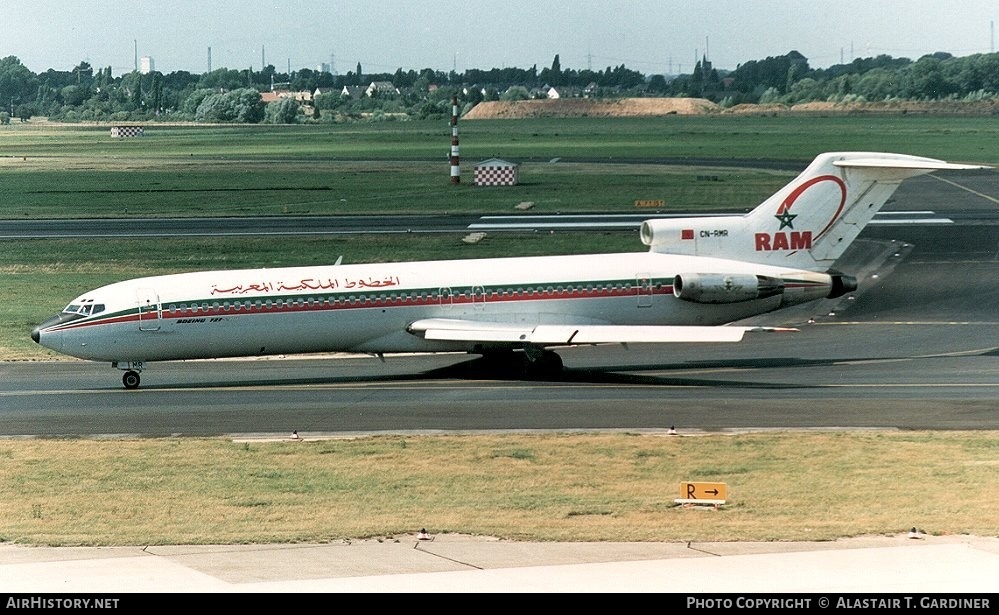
[408,318,795,345]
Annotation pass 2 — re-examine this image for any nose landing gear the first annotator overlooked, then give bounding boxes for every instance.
[114,361,146,390]
[122,370,141,390]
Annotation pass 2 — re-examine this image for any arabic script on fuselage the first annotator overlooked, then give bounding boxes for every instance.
[210,275,401,296]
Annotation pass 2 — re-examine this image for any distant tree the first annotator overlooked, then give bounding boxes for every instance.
[902,55,955,99]
[71,61,93,85]
[758,87,782,104]
[150,73,163,113]
[195,88,265,123]
[787,77,821,103]
[197,68,249,92]
[130,76,142,109]
[500,86,530,101]
[60,84,90,106]
[549,54,562,86]
[647,74,669,93]
[854,67,895,101]
[264,97,299,124]
[465,87,483,105]
[14,102,35,121]
[0,56,38,112]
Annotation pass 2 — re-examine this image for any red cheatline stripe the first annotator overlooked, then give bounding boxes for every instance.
[46,283,679,331]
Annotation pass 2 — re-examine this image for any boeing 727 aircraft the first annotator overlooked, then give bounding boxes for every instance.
[32,152,985,388]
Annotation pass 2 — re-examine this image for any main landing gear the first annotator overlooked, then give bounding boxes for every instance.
[524,348,564,378]
[479,348,564,379]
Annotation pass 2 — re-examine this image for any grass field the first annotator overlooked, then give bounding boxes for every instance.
[2,431,996,546]
[2,115,997,218]
[2,116,995,546]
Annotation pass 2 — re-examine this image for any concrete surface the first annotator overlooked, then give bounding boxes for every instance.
[1,533,997,593]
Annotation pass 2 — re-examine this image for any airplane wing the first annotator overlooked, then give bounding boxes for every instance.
[407,318,796,345]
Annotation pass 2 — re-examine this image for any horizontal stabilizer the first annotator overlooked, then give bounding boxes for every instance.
[832,158,989,171]
[408,318,796,345]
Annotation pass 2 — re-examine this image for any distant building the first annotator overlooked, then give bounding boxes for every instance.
[140,57,154,74]
[365,81,399,97]
[340,85,365,98]
[111,126,144,138]
[474,158,519,186]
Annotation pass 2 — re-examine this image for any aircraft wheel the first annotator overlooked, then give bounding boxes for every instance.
[122,371,141,390]
[526,351,563,379]
[540,350,563,372]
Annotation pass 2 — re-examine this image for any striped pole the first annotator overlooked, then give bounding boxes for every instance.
[450,95,460,184]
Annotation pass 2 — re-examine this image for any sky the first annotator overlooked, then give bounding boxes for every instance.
[1,0,996,76]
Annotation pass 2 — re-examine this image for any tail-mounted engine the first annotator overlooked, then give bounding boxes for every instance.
[673,270,855,306]
[673,273,783,304]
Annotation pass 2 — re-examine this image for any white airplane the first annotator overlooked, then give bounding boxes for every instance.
[32,152,986,389]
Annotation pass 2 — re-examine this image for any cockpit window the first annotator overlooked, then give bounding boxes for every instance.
[62,302,106,317]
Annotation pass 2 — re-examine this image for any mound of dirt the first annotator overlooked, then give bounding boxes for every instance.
[725,100,999,115]
[463,97,721,119]
[464,97,999,119]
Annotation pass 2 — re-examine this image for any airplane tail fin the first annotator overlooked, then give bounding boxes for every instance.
[640,152,987,271]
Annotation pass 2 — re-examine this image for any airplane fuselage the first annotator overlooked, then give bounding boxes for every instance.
[34,251,832,363]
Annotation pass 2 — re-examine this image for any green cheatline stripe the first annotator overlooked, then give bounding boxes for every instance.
[54,277,680,330]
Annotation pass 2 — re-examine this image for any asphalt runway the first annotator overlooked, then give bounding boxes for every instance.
[2,169,997,437]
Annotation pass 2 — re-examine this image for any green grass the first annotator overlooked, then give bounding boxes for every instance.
[2,115,996,218]
[0,162,787,218]
[0,432,996,546]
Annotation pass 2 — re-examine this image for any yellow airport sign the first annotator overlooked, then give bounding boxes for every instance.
[678,481,727,503]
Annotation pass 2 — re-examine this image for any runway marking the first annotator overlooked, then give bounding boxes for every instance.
[930,174,999,205]
[822,383,999,388]
[816,321,999,326]
[833,358,912,366]
[6,380,999,400]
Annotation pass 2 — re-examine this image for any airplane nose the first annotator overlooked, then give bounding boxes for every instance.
[32,313,78,349]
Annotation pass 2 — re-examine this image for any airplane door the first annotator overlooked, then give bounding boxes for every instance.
[471,285,486,310]
[636,275,653,308]
[439,287,453,309]
[136,288,161,331]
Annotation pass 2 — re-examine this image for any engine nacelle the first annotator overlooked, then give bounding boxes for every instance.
[829,272,858,298]
[640,216,749,257]
[673,273,784,304]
